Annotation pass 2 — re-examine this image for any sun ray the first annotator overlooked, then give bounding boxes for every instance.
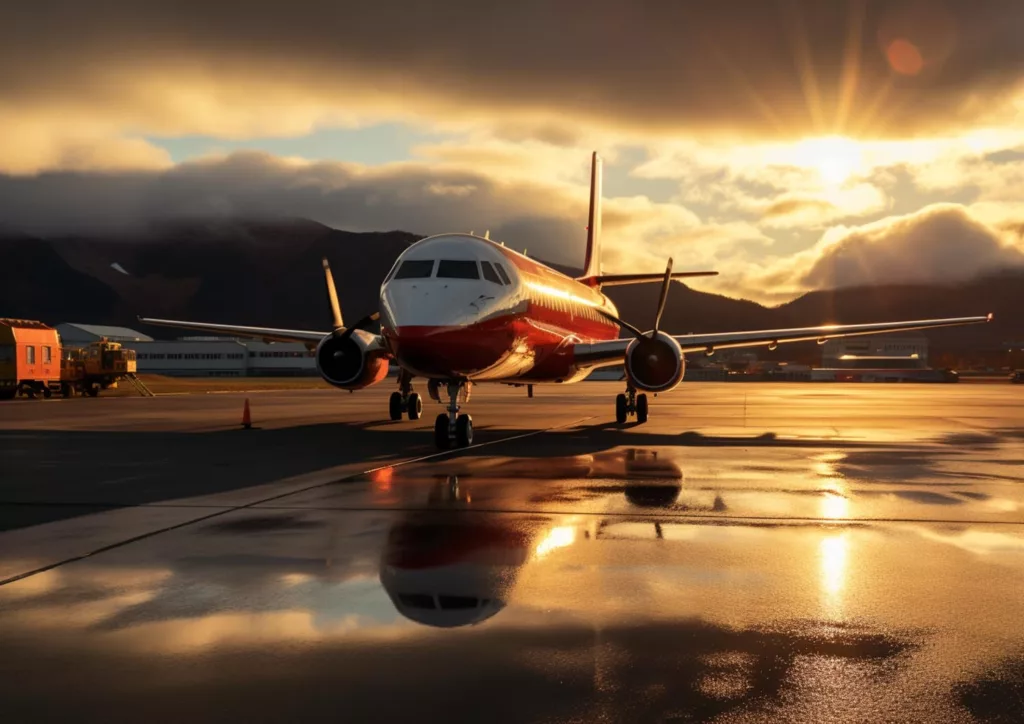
[782,0,826,134]
[848,77,896,138]
[703,37,786,135]
[834,0,867,133]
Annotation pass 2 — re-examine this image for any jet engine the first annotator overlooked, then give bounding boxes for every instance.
[624,331,685,393]
[315,329,389,389]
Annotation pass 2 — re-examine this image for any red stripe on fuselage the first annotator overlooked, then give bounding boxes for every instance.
[385,309,617,381]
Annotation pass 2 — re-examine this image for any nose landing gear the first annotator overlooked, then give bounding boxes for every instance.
[389,370,422,421]
[433,380,473,449]
[615,385,648,424]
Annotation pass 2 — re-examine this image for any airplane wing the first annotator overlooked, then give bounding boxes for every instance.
[579,271,719,287]
[573,314,992,366]
[138,259,385,346]
[138,317,329,344]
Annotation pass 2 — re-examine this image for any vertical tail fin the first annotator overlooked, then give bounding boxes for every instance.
[582,151,602,279]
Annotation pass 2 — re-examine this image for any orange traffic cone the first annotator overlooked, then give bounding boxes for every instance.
[241,398,252,429]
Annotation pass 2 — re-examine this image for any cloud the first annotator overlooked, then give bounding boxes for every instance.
[763,198,837,219]
[799,204,1024,288]
[0,117,173,174]
[0,151,710,271]
[2,0,1024,175]
[1,153,1021,304]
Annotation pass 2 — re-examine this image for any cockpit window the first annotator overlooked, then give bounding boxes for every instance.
[438,595,477,609]
[494,263,512,285]
[393,260,435,279]
[480,261,502,285]
[437,260,480,279]
[397,593,436,609]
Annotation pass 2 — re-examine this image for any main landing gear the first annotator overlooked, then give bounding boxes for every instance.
[433,380,473,450]
[388,371,422,421]
[615,385,649,424]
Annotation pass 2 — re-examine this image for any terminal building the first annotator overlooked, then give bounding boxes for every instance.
[125,337,318,376]
[814,335,954,382]
[49,323,318,376]
[821,335,928,368]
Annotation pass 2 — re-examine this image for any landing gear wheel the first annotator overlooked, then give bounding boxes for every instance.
[407,392,422,420]
[434,414,450,450]
[615,393,628,423]
[636,393,649,424]
[456,414,473,447]
[389,391,403,421]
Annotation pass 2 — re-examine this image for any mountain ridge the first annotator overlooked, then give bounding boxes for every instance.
[1,220,1016,356]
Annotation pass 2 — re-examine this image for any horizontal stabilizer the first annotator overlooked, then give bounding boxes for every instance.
[579,271,718,287]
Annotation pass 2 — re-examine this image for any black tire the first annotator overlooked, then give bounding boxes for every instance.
[456,414,473,447]
[389,391,404,420]
[407,392,422,420]
[636,393,649,424]
[615,393,628,423]
[434,413,450,449]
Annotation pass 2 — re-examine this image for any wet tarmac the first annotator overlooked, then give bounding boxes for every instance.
[1,382,1022,722]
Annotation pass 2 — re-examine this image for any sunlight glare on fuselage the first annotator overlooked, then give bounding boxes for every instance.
[524,279,601,308]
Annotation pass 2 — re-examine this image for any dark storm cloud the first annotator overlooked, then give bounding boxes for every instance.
[800,204,1024,288]
[0,152,590,264]
[2,0,1024,139]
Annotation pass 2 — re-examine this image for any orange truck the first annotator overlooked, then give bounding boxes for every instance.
[0,318,62,399]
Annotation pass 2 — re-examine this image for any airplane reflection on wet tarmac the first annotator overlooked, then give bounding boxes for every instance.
[379,450,695,628]
[2,441,1024,723]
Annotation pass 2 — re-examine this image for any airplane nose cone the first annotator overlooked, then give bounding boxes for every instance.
[381,282,513,377]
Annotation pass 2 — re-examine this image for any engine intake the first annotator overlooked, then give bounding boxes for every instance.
[624,331,685,393]
[315,330,389,389]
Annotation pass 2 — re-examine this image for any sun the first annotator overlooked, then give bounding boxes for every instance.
[792,135,864,186]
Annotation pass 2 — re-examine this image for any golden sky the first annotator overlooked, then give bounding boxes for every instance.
[2,0,1024,302]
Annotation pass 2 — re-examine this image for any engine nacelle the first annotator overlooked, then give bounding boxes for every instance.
[315,330,389,390]
[624,331,685,393]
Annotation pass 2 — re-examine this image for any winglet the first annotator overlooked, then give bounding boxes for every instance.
[322,257,344,331]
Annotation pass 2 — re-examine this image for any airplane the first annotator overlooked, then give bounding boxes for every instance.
[141,152,993,450]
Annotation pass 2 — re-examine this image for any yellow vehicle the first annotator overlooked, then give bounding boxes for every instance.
[60,339,143,397]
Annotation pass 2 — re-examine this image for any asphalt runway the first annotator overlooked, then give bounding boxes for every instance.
[1,381,1022,722]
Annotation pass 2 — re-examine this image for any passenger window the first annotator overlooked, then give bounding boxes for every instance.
[26,345,35,364]
[480,261,502,285]
[43,346,51,363]
[393,260,435,279]
[494,263,511,285]
[437,260,480,279]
